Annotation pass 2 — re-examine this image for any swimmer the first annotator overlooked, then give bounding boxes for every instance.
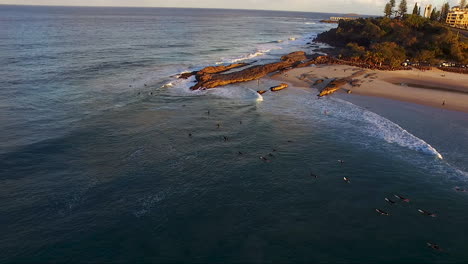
[217,123,220,128]
[272,149,277,152]
[385,198,396,204]
[238,151,243,155]
[207,110,210,115]
[343,177,350,183]
[394,194,410,202]
[268,153,275,157]
[287,140,293,143]
[188,133,192,137]
[375,209,390,216]
[310,172,318,178]
[418,209,437,217]
[239,121,242,124]
[427,242,443,251]
[223,136,228,141]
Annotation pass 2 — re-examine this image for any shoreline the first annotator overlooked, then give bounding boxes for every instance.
[268,64,468,113]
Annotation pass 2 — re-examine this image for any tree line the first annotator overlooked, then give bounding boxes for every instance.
[385,0,467,22]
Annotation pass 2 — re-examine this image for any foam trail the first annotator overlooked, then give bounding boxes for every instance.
[330,98,444,159]
[216,49,273,65]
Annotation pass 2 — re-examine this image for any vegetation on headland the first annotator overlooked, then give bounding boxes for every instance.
[315,1,468,67]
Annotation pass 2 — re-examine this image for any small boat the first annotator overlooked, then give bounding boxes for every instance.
[257,90,267,95]
[270,83,288,92]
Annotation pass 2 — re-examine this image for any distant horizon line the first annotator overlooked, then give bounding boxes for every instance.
[0,4,377,16]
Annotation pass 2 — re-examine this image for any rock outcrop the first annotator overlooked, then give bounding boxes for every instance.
[180,51,308,90]
[318,70,366,97]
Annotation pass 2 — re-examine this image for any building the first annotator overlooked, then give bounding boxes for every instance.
[423,4,433,18]
[446,7,468,30]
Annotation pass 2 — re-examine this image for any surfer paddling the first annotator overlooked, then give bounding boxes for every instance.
[343,177,350,183]
[394,194,410,202]
[375,209,390,216]
[385,198,396,204]
[418,209,437,217]
[259,156,270,162]
[427,242,443,252]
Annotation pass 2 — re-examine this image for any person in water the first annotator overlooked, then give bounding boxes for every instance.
[385,198,396,204]
[375,209,390,216]
[394,194,410,202]
[427,242,443,251]
[418,209,437,217]
[343,177,350,183]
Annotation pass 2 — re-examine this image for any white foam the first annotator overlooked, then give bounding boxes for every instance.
[216,48,274,65]
[329,98,444,159]
[206,86,263,101]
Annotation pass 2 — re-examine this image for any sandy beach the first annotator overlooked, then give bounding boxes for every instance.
[269,64,468,113]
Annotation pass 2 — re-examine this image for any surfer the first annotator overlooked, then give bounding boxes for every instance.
[188,133,192,137]
[239,121,242,124]
[385,198,396,204]
[259,156,269,162]
[338,160,345,164]
[418,209,437,217]
[223,136,229,141]
[207,110,210,115]
[454,186,467,192]
[375,209,390,216]
[394,194,410,202]
[343,177,350,183]
[268,153,275,157]
[272,149,277,152]
[238,151,243,155]
[311,172,318,178]
[427,242,443,251]
[217,123,220,128]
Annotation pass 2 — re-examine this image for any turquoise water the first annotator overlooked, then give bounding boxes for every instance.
[1,6,468,263]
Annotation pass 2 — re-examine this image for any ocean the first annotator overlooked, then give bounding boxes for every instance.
[1,5,468,263]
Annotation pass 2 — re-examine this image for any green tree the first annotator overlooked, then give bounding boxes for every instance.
[398,0,408,17]
[384,3,393,17]
[412,3,419,15]
[370,42,406,67]
[430,8,438,20]
[390,0,396,16]
[440,3,450,22]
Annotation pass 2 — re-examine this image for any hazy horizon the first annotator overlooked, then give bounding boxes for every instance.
[0,0,460,16]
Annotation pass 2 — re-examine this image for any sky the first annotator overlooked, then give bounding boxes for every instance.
[0,0,460,15]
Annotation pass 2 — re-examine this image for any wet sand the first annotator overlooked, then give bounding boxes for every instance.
[269,65,468,113]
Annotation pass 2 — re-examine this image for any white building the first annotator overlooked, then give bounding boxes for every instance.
[423,4,433,18]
